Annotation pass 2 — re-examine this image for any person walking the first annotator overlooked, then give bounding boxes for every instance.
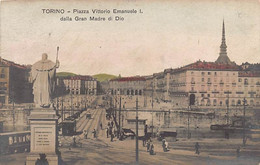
[106,126,109,138]
[110,128,114,142]
[72,135,76,147]
[146,139,151,152]
[162,139,167,152]
[150,142,155,155]
[84,130,88,139]
[111,121,114,127]
[195,142,200,155]
[92,129,97,138]
[236,146,240,158]
[100,123,103,130]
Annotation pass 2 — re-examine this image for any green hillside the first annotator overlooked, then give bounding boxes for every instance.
[56,72,77,77]
[93,73,117,82]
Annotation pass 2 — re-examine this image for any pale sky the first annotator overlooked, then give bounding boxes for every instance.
[1,0,260,76]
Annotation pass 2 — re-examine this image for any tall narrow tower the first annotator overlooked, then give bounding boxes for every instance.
[216,20,232,65]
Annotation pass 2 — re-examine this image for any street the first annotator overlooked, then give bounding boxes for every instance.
[1,104,259,165]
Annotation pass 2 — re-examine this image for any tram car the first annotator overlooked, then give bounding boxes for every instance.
[60,120,76,136]
[0,131,30,155]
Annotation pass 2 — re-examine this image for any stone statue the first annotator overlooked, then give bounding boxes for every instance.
[31,53,59,108]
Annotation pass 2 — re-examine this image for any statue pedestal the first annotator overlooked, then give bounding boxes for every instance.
[26,108,60,165]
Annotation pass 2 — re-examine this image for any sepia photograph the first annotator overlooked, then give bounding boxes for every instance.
[0,0,259,164]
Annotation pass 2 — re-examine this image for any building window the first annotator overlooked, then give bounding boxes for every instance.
[201,72,205,76]
[250,100,254,106]
[238,78,242,82]
[214,72,217,76]
[207,99,211,106]
[225,99,229,105]
[201,94,204,97]
[213,99,217,106]
[231,100,235,106]
[207,94,210,97]
[208,72,211,75]
[0,74,5,78]
[244,79,248,85]
[202,78,204,82]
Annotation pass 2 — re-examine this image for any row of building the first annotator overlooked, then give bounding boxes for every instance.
[1,21,259,108]
[0,57,33,105]
[56,75,101,96]
[107,22,260,108]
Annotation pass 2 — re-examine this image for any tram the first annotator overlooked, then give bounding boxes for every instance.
[0,131,30,155]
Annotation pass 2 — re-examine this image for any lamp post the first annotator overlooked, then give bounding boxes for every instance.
[135,96,139,164]
[151,82,154,137]
[226,91,230,125]
[242,98,247,146]
[187,105,190,139]
[119,96,121,138]
[12,87,15,130]
[70,93,73,116]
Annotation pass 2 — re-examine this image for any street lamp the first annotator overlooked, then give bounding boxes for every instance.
[242,98,248,146]
[135,96,139,164]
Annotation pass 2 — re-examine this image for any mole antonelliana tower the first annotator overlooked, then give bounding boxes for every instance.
[215,20,234,65]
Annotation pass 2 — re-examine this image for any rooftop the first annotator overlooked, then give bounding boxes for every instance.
[238,71,260,77]
[63,75,96,81]
[110,76,146,82]
[171,60,240,73]
[0,57,29,70]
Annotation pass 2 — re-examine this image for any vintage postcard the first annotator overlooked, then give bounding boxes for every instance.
[0,0,259,165]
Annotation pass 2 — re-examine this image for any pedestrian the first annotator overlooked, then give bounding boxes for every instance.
[72,135,76,147]
[84,130,88,139]
[92,129,97,138]
[150,142,155,155]
[236,146,240,158]
[100,123,103,130]
[111,130,114,142]
[162,139,167,152]
[165,140,169,151]
[144,124,148,136]
[114,127,117,138]
[195,142,200,155]
[111,121,114,127]
[146,139,151,152]
[142,137,146,147]
[106,126,109,138]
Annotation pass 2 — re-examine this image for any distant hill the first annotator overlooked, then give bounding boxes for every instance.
[93,73,117,82]
[56,72,77,77]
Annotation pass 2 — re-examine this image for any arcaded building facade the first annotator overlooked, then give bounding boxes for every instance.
[109,76,145,96]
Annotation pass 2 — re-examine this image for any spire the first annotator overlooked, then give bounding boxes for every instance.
[216,19,232,65]
[220,20,227,55]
